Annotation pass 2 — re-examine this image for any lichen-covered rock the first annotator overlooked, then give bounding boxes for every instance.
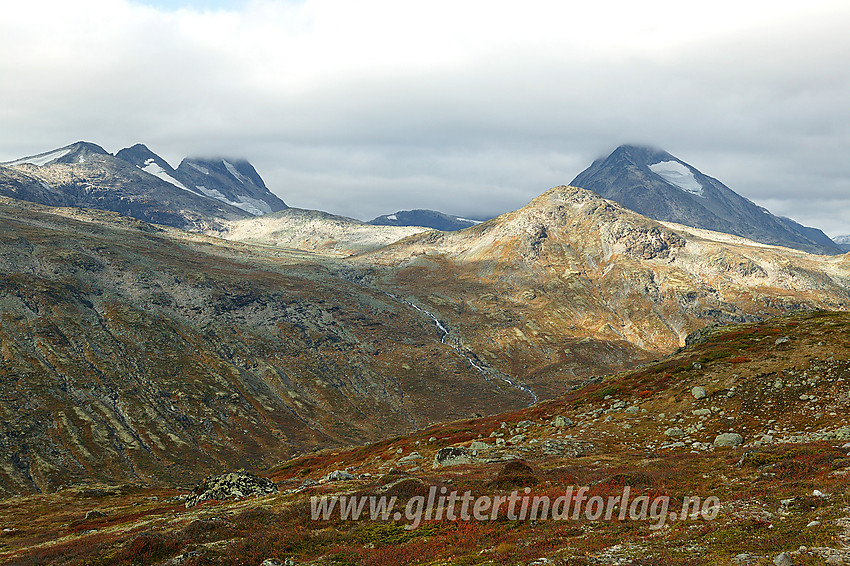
[185,470,278,508]
[714,433,744,447]
[433,446,474,468]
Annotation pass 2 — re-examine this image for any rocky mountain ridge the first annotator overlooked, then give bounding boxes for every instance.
[0,142,287,231]
[369,209,483,231]
[359,185,850,398]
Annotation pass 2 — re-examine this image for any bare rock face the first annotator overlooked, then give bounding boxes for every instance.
[185,470,278,508]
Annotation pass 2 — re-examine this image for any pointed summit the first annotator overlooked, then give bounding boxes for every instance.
[570,144,842,255]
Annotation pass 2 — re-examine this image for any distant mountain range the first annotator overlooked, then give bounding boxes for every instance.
[0,141,287,230]
[571,144,844,255]
[369,209,483,231]
[834,235,850,252]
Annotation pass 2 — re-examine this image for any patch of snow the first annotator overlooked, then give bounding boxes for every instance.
[140,159,193,192]
[187,162,210,175]
[195,185,226,199]
[78,156,85,163]
[223,160,250,185]
[387,214,398,221]
[194,184,271,215]
[456,217,482,224]
[649,160,704,196]
[3,147,72,167]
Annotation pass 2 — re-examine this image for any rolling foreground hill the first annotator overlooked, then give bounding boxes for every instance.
[571,145,843,255]
[3,311,850,565]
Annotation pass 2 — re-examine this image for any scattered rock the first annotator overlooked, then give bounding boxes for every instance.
[552,416,573,428]
[470,441,491,450]
[508,434,527,444]
[691,386,707,400]
[185,470,278,508]
[433,446,474,468]
[397,452,423,464]
[714,433,744,447]
[664,427,685,438]
[775,336,791,346]
[774,552,793,566]
[85,510,106,520]
[323,470,356,482]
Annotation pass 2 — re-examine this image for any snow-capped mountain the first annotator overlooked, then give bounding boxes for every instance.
[0,142,253,229]
[369,209,483,231]
[570,145,843,255]
[115,144,287,216]
[834,235,850,252]
[0,141,287,230]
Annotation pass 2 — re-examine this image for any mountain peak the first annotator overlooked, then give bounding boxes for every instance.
[1,141,109,167]
[571,146,843,255]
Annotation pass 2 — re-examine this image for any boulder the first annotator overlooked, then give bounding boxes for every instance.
[397,452,423,464]
[323,470,356,482]
[714,433,744,447]
[773,552,793,566]
[433,446,474,468]
[551,416,574,428]
[185,470,278,508]
[691,386,707,400]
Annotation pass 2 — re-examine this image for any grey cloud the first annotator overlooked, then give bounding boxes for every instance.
[1,1,848,236]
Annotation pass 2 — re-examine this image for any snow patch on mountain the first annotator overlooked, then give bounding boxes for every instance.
[3,148,73,167]
[649,160,704,196]
[188,162,210,175]
[140,159,193,192]
[195,185,272,215]
[223,160,250,185]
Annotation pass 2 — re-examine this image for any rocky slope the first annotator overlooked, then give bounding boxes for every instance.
[4,311,850,565]
[369,209,483,231]
[358,186,850,399]
[211,208,430,257]
[0,197,529,496]
[570,145,843,255]
[1,184,848,498]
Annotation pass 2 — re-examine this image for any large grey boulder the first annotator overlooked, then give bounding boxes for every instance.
[185,470,278,508]
[714,433,744,447]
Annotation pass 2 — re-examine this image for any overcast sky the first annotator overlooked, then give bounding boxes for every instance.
[1,0,848,235]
